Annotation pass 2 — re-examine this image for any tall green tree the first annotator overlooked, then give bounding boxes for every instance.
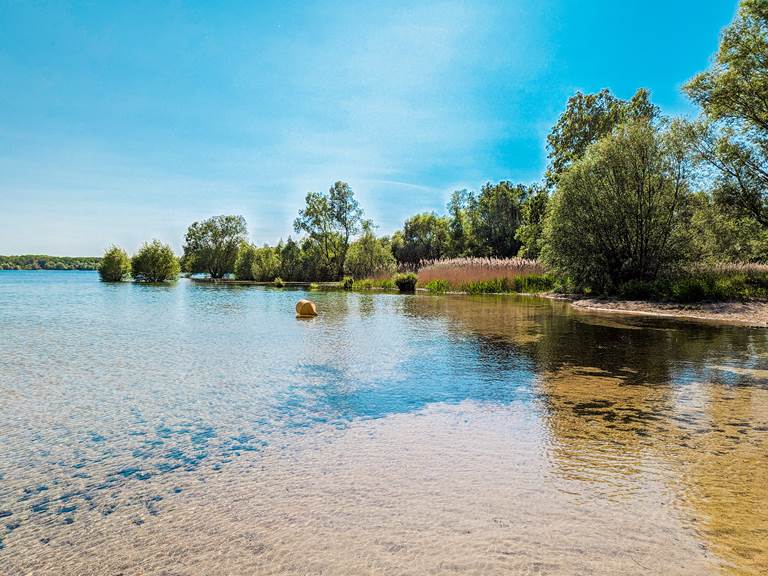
[515,186,549,259]
[183,215,248,278]
[234,242,258,280]
[294,181,363,279]
[546,88,658,184]
[684,0,768,227]
[468,181,528,258]
[344,221,397,278]
[132,240,180,283]
[98,245,131,282]
[543,120,694,292]
[446,189,474,257]
[392,212,450,266]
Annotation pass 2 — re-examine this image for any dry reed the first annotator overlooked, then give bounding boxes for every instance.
[417,257,547,286]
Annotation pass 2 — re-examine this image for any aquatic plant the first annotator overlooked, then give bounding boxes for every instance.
[273,277,285,287]
[425,279,450,294]
[340,276,354,290]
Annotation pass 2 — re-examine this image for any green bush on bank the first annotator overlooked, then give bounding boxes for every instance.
[460,274,554,295]
[617,266,768,302]
[340,276,354,290]
[425,279,450,294]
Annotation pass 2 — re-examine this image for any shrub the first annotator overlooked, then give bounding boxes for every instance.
[352,278,374,290]
[309,282,320,290]
[395,273,417,293]
[425,279,450,294]
[98,245,131,282]
[460,274,555,294]
[131,240,180,283]
[340,276,354,290]
[379,278,396,291]
[273,277,285,287]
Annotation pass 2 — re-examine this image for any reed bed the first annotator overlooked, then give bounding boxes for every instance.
[417,257,547,286]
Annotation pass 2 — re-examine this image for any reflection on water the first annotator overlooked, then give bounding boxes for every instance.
[0,272,766,575]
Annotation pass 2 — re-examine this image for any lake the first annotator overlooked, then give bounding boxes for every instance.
[0,270,766,575]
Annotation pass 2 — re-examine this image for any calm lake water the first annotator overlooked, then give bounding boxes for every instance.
[0,270,766,575]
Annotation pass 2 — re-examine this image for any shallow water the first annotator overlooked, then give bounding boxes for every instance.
[0,271,766,575]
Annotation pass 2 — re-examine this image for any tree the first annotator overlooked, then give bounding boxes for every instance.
[684,0,768,226]
[344,221,397,278]
[234,242,258,280]
[278,237,304,281]
[251,245,282,281]
[132,240,180,283]
[294,181,363,279]
[546,88,658,184]
[183,215,248,278]
[98,245,131,282]
[515,186,549,259]
[542,120,694,292]
[392,212,450,266]
[446,189,474,257]
[468,181,529,257]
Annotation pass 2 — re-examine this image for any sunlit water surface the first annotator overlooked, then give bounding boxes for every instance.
[0,271,766,575]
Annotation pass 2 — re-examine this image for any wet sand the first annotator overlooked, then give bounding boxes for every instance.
[569,297,768,327]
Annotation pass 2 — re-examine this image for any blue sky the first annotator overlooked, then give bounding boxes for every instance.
[0,0,738,255]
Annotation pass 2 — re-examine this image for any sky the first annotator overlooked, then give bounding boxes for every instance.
[0,0,740,255]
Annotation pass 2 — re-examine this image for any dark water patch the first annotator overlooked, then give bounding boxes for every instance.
[57,505,77,514]
[5,521,20,533]
[0,510,11,518]
[31,499,49,513]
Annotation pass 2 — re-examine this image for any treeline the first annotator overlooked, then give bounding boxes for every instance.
[0,255,101,270]
[101,1,768,299]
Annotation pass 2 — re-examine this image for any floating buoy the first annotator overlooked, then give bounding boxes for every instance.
[295,299,318,317]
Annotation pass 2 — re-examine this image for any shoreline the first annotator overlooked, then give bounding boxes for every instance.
[563,296,768,327]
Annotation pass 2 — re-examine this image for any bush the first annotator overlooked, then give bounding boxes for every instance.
[425,279,450,294]
[309,282,320,290]
[379,278,396,291]
[131,240,180,283]
[458,274,554,294]
[98,245,131,282]
[340,276,354,290]
[273,277,285,287]
[352,278,374,290]
[395,273,418,293]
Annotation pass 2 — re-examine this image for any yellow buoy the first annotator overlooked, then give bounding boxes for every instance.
[295,299,318,317]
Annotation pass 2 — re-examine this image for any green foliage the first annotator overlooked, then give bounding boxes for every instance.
[394,273,418,292]
[425,279,450,294]
[252,245,282,281]
[344,221,397,278]
[446,189,474,257]
[183,215,248,278]
[543,120,694,293]
[392,213,450,266]
[546,88,658,184]
[294,181,363,279]
[309,282,320,290]
[273,277,285,287]
[352,278,374,290]
[515,187,549,259]
[0,255,101,270]
[131,240,180,283]
[689,192,768,262]
[468,181,528,257]
[340,276,354,290]
[379,278,396,291]
[684,0,768,226]
[98,246,131,282]
[460,275,554,294]
[234,243,258,280]
[618,266,768,302]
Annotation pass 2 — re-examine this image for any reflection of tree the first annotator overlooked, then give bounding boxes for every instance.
[404,294,768,574]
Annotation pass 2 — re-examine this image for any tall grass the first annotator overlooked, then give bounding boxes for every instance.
[417,257,546,285]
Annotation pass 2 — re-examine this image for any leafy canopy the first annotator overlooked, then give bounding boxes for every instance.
[183,215,248,278]
[98,245,131,282]
[131,240,180,283]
